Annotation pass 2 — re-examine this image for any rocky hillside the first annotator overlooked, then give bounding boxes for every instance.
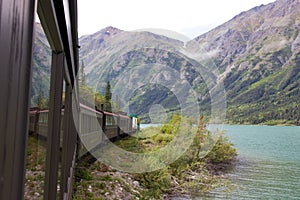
[190,0,300,124]
[31,23,51,106]
[79,28,216,122]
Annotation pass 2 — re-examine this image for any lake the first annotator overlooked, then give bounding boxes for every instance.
[141,124,300,199]
[207,125,300,199]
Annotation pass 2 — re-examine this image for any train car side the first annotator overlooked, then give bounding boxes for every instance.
[29,104,137,158]
[78,104,104,156]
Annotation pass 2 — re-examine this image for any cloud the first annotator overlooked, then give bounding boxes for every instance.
[78,0,275,37]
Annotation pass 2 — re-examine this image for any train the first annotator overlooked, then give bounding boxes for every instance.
[29,103,138,157]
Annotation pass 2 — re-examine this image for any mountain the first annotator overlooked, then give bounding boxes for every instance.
[79,27,217,122]
[189,0,300,124]
[32,0,300,125]
[31,23,51,106]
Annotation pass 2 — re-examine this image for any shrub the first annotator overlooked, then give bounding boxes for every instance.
[205,134,237,164]
[112,114,237,198]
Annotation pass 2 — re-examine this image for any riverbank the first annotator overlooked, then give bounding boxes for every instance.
[73,158,238,199]
[74,115,238,199]
[24,116,238,199]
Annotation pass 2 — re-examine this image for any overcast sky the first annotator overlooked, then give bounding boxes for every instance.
[78,0,275,39]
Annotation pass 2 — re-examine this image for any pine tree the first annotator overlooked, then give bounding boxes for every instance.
[104,81,112,112]
[79,60,86,87]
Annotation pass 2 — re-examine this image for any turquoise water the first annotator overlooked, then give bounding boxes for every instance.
[140,124,161,129]
[209,125,300,199]
[141,124,300,199]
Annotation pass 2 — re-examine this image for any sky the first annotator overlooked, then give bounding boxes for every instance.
[78,0,276,39]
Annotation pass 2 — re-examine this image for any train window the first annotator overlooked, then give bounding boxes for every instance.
[25,13,51,199]
[106,115,116,126]
[38,112,47,124]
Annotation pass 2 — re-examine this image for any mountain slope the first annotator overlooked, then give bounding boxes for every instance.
[31,0,300,125]
[189,0,300,124]
[31,23,51,106]
[79,28,215,122]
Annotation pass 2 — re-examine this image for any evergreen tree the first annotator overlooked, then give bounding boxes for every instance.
[77,61,107,108]
[104,81,112,112]
[79,60,86,87]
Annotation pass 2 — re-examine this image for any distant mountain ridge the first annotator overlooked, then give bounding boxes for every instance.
[192,0,300,72]
[32,0,300,124]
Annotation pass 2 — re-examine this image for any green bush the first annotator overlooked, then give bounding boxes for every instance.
[134,167,171,199]
[76,167,93,181]
[205,134,237,164]
[153,134,174,143]
[161,114,182,134]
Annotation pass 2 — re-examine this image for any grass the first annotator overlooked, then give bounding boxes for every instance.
[26,135,47,170]
[24,135,47,200]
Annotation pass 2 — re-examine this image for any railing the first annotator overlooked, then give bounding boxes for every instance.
[0,0,80,199]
